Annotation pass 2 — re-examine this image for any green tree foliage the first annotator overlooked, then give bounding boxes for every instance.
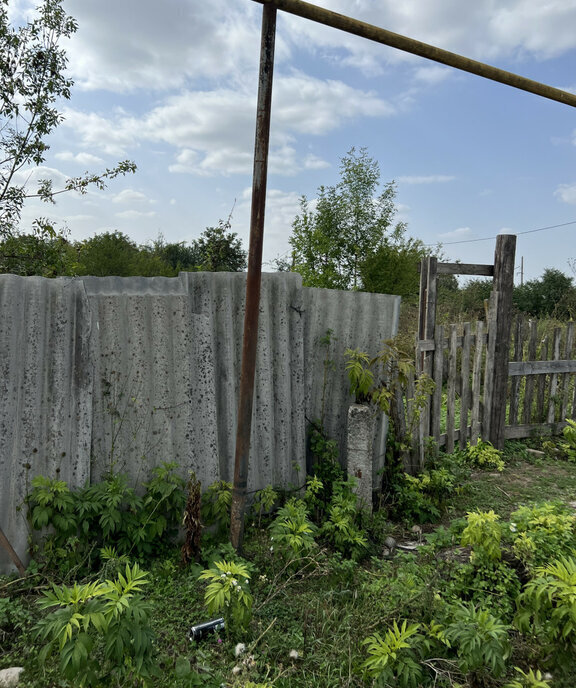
[0,221,248,277]
[361,235,428,298]
[513,268,576,318]
[151,236,199,272]
[193,220,247,272]
[289,148,408,290]
[0,229,76,275]
[0,0,135,272]
[458,278,493,319]
[75,231,173,277]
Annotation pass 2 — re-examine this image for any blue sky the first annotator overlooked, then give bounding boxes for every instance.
[12,0,576,282]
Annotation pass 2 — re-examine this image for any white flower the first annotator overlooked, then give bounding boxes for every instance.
[270,546,274,552]
[289,649,299,660]
[231,579,238,586]
[220,573,226,578]
[231,665,242,675]
[509,522,517,533]
[234,643,246,657]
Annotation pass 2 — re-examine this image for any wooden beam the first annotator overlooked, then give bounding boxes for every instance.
[437,263,494,276]
[509,359,576,376]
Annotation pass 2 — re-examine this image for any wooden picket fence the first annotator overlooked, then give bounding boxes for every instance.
[402,316,576,470]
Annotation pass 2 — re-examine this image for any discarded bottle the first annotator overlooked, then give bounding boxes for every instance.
[189,617,225,642]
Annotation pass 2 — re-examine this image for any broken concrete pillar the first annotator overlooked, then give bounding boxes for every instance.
[346,403,374,512]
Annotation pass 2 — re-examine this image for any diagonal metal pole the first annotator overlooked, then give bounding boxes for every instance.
[252,0,576,109]
[230,3,277,551]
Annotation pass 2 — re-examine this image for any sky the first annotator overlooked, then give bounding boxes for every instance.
[11,0,576,283]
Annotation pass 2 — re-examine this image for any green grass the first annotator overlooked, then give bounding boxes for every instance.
[2,442,576,687]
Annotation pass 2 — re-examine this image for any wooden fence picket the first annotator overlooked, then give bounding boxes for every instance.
[408,315,576,470]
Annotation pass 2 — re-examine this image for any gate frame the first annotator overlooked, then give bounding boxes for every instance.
[418,235,517,451]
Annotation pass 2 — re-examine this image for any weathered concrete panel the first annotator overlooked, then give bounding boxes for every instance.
[303,287,401,481]
[0,272,398,573]
[0,276,93,573]
[182,272,306,490]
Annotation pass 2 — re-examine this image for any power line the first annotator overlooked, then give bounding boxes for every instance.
[429,219,576,246]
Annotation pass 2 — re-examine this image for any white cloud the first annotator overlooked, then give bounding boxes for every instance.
[61,109,139,157]
[236,187,302,263]
[12,165,69,191]
[114,210,157,219]
[554,183,576,205]
[273,74,396,134]
[412,65,453,85]
[112,189,150,204]
[280,0,576,78]
[439,227,473,240]
[303,154,331,170]
[64,0,265,92]
[61,74,394,177]
[399,175,456,184]
[55,151,105,167]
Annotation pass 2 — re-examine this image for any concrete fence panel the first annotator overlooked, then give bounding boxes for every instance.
[0,272,399,573]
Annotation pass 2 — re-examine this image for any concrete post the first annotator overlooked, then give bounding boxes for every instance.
[346,404,374,512]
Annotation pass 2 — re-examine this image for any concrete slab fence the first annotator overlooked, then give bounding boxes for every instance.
[0,272,399,573]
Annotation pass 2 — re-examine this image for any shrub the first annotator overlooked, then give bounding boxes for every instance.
[560,418,576,462]
[27,464,187,574]
[443,602,510,678]
[320,478,368,559]
[269,498,317,557]
[516,556,576,669]
[463,439,505,472]
[201,480,232,537]
[504,667,552,688]
[198,559,253,635]
[35,563,157,686]
[461,510,502,563]
[446,560,521,622]
[510,501,576,572]
[362,620,425,687]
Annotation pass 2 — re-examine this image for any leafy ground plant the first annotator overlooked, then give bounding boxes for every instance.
[362,620,425,687]
[515,556,576,670]
[198,559,253,636]
[27,463,186,574]
[5,450,576,688]
[34,563,157,687]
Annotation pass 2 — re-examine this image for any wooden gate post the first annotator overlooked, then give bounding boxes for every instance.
[416,256,438,467]
[486,234,517,449]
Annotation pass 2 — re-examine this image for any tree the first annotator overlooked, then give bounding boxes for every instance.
[458,279,493,319]
[361,236,428,298]
[513,268,576,319]
[289,148,408,290]
[76,231,174,277]
[150,237,199,272]
[193,220,246,272]
[0,0,135,250]
[0,228,75,276]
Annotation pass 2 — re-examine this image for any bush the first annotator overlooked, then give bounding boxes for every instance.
[510,501,576,572]
[27,464,186,574]
[35,563,157,686]
[516,556,576,670]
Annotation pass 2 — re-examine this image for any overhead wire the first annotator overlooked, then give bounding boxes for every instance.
[428,219,576,246]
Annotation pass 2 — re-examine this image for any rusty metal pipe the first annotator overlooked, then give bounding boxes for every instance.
[230,3,277,551]
[252,0,576,109]
[0,525,26,576]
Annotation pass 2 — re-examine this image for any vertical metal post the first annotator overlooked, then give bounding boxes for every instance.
[230,3,277,551]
